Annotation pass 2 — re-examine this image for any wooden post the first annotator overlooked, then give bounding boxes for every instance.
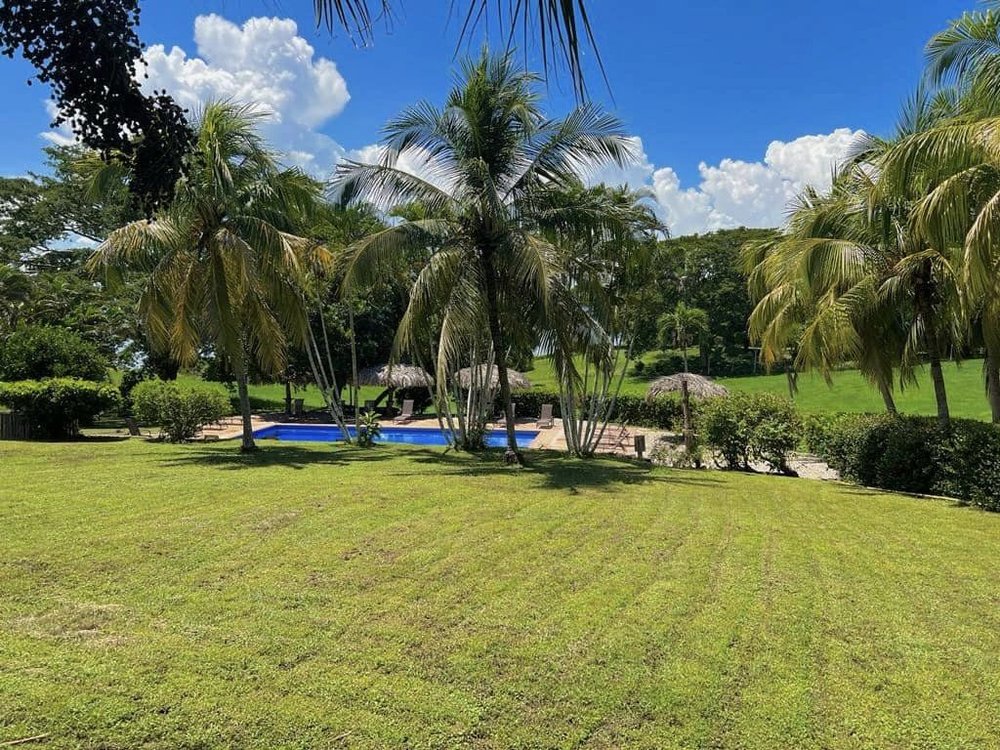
[681,379,693,453]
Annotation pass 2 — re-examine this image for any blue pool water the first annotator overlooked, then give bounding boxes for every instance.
[254,424,539,448]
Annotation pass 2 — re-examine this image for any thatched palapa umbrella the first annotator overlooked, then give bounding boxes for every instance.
[353,363,434,389]
[645,373,728,402]
[456,365,532,390]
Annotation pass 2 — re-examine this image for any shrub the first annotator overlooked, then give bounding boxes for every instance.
[503,391,683,430]
[806,413,1000,511]
[356,410,381,448]
[0,378,121,438]
[0,326,109,382]
[132,380,231,442]
[701,392,801,473]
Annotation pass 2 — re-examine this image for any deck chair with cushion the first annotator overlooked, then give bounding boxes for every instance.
[536,403,554,429]
[393,399,415,424]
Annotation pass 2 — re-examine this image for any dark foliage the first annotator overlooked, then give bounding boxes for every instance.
[805,413,1000,512]
[0,377,120,437]
[0,1,193,212]
[701,392,801,474]
[0,326,109,382]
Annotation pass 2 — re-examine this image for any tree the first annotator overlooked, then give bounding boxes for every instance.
[88,101,325,451]
[540,183,662,456]
[335,49,635,461]
[746,124,961,427]
[0,145,139,266]
[657,302,709,373]
[877,7,1000,421]
[641,228,776,375]
[0,1,193,212]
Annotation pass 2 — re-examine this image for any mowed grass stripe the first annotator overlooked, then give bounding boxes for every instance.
[1,440,999,748]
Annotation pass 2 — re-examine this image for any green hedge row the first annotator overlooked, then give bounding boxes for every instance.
[0,378,121,438]
[805,413,1000,512]
[505,390,685,429]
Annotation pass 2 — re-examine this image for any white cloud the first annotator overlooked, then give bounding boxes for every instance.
[590,128,865,236]
[139,14,351,174]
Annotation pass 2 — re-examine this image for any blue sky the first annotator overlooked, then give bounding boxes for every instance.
[0,0,973,234]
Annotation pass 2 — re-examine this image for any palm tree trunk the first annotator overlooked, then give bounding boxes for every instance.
[236,370,256,452]
[878,379,897,415]
[480,250,521,463]
[987,348,1000,424]
[348,302,360,435]
[915,275,950,428]
[284,379,293,417]
[928,353,950,427]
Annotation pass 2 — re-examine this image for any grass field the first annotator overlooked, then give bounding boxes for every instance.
[522,355,994,421]
[2,439,998,748]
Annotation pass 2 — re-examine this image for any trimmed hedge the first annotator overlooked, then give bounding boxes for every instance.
[0,378,121,438]
[502,390,685,430]
[132,380,231,442]
[805,413,1000,512]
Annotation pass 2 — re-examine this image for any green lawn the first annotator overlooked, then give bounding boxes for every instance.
[523,355,994,420]
[2,440,998,748]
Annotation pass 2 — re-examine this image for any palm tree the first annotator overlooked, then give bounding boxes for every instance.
[88,101,325,450]
[747,127,961,427]
[658,302,709,373]
[333,49,635,461]
[876,8,1000,421]
[538,182,661,456]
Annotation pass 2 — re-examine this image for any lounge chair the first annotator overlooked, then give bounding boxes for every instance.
[597,423,631,452]
[496,402,516,426]
[393,399,415,424]
[536,403,554,429]
[125,417,142,437]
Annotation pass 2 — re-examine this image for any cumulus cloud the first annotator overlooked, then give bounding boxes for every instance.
[592,128,865,236]
[138,14,351,174]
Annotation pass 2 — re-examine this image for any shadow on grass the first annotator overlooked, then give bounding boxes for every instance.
[388,448,725,492]
[159,443,395,471]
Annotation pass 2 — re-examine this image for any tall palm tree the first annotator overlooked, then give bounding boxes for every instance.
[658,302,709,373]
[88,101,325,450]
[747,125,961,427]
[333,49,635,461]
[877,7,1000,421]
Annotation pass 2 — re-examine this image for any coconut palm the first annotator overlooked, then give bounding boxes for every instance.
[333,49,635,460]
[875,8,1000,421]
[748,123,961,426]
[658,302,709,373]
[88,101,325,451]
[537,182,661,456]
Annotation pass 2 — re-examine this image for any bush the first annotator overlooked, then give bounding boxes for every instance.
[132,380,231,442]
[0,326,109,382]
[496,391,684,430]
[806,413,1000,511]
[701,392,801,473]
[0,378,121,438]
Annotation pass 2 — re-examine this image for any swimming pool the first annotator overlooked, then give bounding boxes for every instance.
[253,424,539,448]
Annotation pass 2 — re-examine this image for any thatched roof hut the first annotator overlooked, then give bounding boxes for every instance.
[353,364,433,389]
[645,373,728,402]
[456,365,532,390]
